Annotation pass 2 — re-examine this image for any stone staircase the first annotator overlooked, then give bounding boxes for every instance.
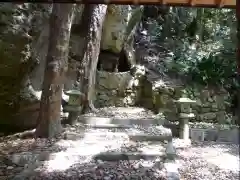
[62,116,180,180]
[11,115,180,180]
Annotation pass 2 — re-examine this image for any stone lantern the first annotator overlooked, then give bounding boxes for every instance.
[174,97,196,140]
[63,90,85,124]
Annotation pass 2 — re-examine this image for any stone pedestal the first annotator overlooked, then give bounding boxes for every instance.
[174,97,196,140]
[179,113,195,140]
[180,118,189,140]
[165,140,176,160]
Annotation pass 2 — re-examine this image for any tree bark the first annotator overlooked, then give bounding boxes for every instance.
[78,5,107,113]
[35,4,75,138]
[237,1,240,126]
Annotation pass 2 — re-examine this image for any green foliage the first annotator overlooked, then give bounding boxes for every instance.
[144,7,237,88]
[189,52,236,86]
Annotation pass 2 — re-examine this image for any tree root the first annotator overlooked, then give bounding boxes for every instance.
[10,129,36,139]
[82,102,99,114]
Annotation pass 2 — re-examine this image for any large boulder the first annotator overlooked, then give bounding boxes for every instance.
[101,5,132,53]
[0,4,46,131]
[0,5,143,132]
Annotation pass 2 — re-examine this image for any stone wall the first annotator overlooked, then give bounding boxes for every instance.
[95,71,136,107]
[156,86,231,124]
[95,65,146,107]
[190,88,230,123]
[95,69,232,125]
[190,126,239,144]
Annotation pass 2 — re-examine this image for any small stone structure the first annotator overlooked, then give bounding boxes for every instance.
[95,71,133,107]
[95,65,146,107]
[190,125,239,143]
[174,97,196,140]
[63,90,84,124]
[190,128,206,141]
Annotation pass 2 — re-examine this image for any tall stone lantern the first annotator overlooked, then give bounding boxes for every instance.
[174,97,196,140]
[63,90,85,124]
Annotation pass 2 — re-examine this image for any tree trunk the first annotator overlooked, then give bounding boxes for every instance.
[237,1,240,126]
[35,4,75,138]
[78,5,107,113]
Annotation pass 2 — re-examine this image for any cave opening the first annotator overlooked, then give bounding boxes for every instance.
[97,49,131,72]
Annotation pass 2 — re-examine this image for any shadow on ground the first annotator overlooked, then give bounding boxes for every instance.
[2,130,169,180]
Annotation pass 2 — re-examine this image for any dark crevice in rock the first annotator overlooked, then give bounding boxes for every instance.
[118,49,131,72]
[97,49,131,72]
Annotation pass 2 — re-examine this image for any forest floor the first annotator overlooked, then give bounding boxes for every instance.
[0,107,239,180]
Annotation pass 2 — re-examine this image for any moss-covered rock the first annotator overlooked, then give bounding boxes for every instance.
[0,4,33,124]
[0,4,49,131]
[0,4,142,132]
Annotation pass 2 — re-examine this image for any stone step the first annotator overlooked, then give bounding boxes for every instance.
[64,131,172,142]
[91,139,176,162]
[93,138,168,162]
[93,151,166,161]
[129,134,172,142]
[80,116,160,127]
[64,129,172,142]
[85,123,133,129]
[84,122,172,136]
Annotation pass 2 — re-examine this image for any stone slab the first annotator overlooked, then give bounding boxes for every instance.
[129,134,172,142]
[190,128,239,144]
[190,128,206,141]
[85,124,133,129]
[112,118,159,126]
[79,116,159,127]
[93,152,165,161]
[216,129,239,144]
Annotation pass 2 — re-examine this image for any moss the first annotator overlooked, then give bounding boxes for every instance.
[0,5,36,125]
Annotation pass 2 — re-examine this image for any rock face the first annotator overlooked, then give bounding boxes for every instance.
[0,5,141,131]
[0,4,48,131]
[101,5,132,53]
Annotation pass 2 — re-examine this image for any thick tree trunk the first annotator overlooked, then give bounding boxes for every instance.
[237,11,240,125]
[78,5,107,113]
[237,1,240,126]
[35,4,74,138]
[237,2,240,74]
